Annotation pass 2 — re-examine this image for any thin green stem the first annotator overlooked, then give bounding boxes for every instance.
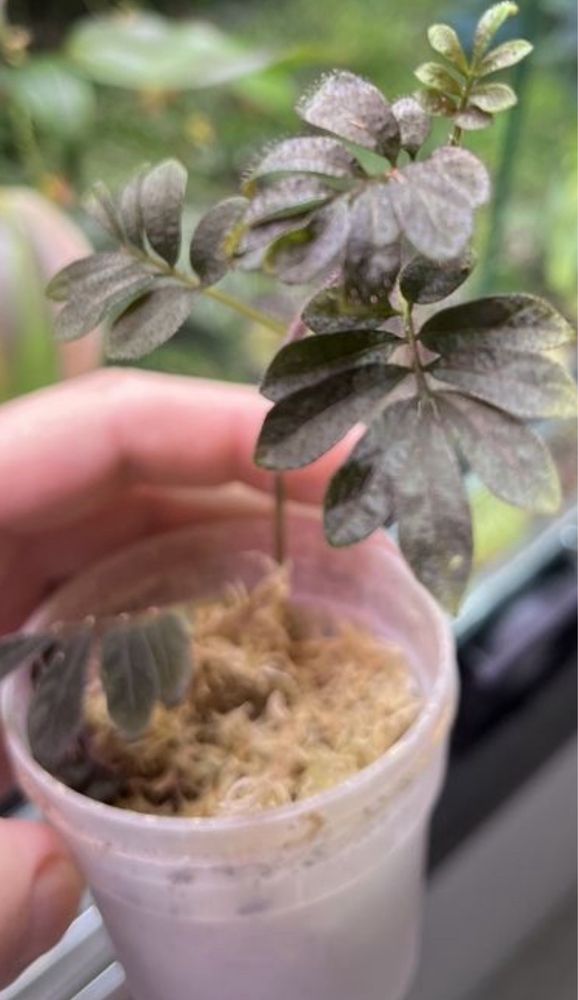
[403,297,429,399]
[448,73,475,147]
[129,248,285,336]
[203,286,285,335]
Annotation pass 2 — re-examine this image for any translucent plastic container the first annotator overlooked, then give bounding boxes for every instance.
[3,510,457,1000]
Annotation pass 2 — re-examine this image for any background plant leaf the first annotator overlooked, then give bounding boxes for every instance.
[190,197,248,285]
[395,402,472,612]
[141,160,188,267]
[67,13,299,91]
[261,328,399,401]
[297,71,401,161]
[106,285,196,360]
[324,398,419,545]
[256,364,408,469]
[28,630,91,771]
[436,392,561,513]
[7,58,96,142]
[101,622,160,739]
[400,249,476,304]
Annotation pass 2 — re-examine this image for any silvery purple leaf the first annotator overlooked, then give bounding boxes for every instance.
[256,364,408,469]
[297,71,401,162]
[436,392,561,513]
[190,197,248,286]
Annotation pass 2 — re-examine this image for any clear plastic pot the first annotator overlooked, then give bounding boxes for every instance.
[3,509,457,1000]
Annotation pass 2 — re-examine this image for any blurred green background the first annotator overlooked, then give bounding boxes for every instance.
[0,0,576,566]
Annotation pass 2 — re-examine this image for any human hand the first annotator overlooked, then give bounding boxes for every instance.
[0,368,349,985]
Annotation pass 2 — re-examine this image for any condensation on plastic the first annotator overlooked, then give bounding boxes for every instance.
[3,508,457,1000]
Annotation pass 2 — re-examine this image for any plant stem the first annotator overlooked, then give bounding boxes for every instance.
[273,473,286,564]
[403,297,429,399]
[133,251,285,336]
[204,286,285,335]
[448,74,475,147]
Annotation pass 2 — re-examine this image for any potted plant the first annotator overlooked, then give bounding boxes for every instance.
[1,5,575,999]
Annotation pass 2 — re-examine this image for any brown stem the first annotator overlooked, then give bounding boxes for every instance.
[273,473,286,564]
[403,298,429,400]
[448,73,475,148]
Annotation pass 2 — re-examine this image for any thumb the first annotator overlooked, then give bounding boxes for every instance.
[0,819,84,988]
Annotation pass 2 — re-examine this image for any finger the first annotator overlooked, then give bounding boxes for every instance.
[0,820,83,988]
[0,370,353,531]
[0,484,312,631]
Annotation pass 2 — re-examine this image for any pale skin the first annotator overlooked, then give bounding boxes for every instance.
[0,368,350,987]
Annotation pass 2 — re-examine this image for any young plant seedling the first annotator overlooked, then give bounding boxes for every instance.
[0,3,575,779]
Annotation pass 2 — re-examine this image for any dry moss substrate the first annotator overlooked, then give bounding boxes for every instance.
[85,570,421,817]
